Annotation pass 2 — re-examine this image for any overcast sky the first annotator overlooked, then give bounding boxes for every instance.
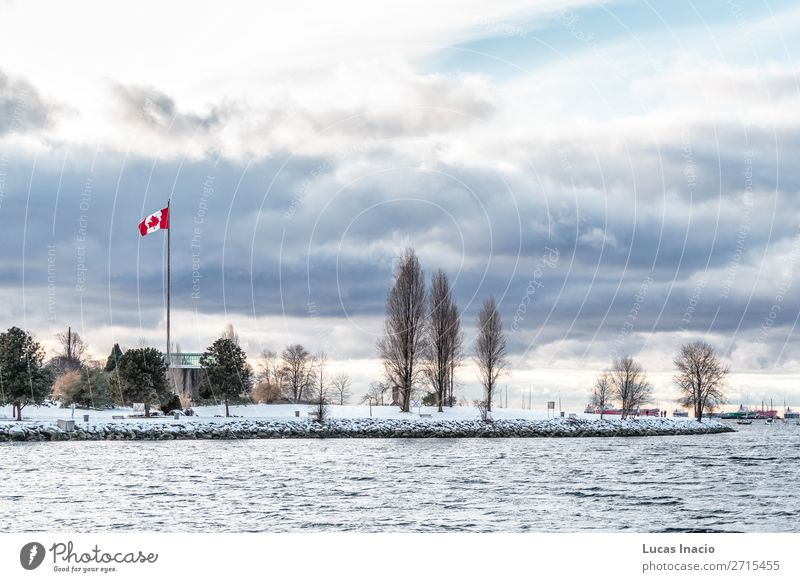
[2,0,800,408]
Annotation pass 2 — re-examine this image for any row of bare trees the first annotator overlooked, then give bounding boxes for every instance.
[377,248,465,412]
[592,341,730,421]
[256,345,352,405]
[378,247,512,415]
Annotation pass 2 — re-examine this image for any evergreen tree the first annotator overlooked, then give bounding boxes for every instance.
[116,347,170,417]
[105,343,123,372]
[199,337,253,417]
[0,327,52,421]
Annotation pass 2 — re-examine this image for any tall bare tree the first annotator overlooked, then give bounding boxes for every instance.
[674,341,729,421]
[252,349,283,403]
[609,355,652,419]
[447,298,464,407]
[315,351,327,402]
[222,323,240,346]
[331,372,352,405]
[258,349,283,393]
[377,248,427,412]
[281,344,316,403]
[591,371,612,420]
[424,270,462,412]
[52,327,88,374]
[167,342,184,395]
[474,297,507,413]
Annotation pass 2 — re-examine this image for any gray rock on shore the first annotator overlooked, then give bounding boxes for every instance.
[0,417,734,442]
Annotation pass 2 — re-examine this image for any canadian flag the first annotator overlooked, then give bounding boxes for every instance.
[138,206,169,236]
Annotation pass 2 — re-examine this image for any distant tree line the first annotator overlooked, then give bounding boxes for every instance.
[0,320,363,420]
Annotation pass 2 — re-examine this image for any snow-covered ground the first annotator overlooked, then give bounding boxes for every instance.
[1,402,676,425]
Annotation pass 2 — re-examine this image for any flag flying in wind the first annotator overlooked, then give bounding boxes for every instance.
[138,206,169,236]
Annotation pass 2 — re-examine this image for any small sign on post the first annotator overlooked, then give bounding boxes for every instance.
[547,401,555,418]
[133,403,145,416]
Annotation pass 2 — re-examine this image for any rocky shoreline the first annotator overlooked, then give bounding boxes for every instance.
[0,417,734,442]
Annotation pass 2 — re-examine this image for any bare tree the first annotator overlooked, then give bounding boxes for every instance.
[168,342,183,395]
[315,351,327,401]
[591,371,612,420]
[311,368,330,424]
[674,341,729,421]
[446,299,464,407]
[281,344,316,403]
[222,323,239,346]
[331,372,352,405]
[361,381,390,406]
[609,356,652,419]
[474,399,490,422]
[252,350,282,403]
[424,270,462,412]
[52,327,88,374]
[630,379,653,416]
[377,248,427,412]
[258,349,284,396]
[474,297,507,413]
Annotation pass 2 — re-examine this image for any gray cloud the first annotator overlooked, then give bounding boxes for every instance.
[0,70,51,135]
[112,82,227,136]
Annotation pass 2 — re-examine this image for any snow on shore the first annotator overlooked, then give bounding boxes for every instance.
[0,404,733,441]
[0,402,696,423]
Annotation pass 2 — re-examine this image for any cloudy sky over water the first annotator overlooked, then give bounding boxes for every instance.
[2,0,800,407]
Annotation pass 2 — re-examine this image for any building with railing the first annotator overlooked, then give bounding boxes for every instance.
[168,352,203,400]
[168,352,202,368]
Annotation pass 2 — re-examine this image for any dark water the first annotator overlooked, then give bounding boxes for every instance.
[1,421,798,532]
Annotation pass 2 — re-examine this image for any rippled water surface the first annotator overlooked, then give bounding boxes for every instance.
[2,422,798,532]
